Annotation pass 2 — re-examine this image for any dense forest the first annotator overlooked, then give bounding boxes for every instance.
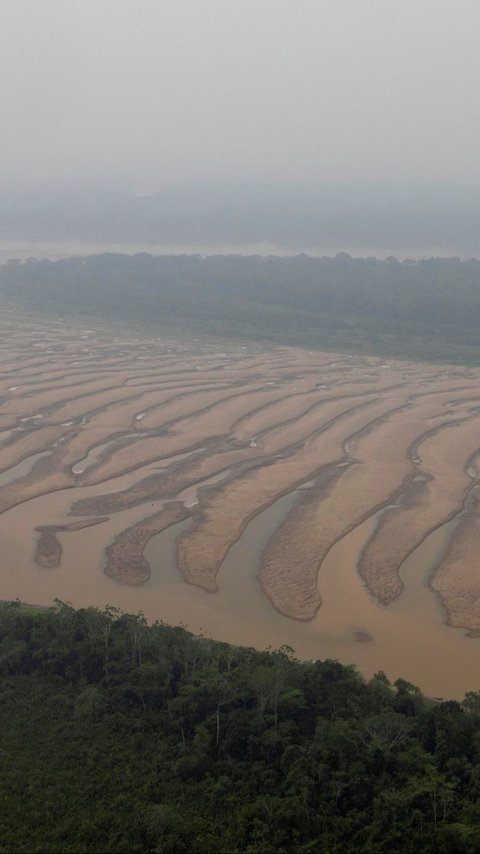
[1,601,480,853]
[2,253,480,361]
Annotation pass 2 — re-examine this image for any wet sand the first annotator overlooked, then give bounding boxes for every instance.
[0,305,479,697]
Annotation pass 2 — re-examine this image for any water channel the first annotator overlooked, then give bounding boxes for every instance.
[0,468,477,698]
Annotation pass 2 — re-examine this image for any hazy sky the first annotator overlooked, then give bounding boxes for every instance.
[1,0,479,193]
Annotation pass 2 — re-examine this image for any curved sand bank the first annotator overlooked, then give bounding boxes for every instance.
[358,413,480,604]
[258,398,437,618]
[177,396,403,593]
[430,485,480,634]
[104,502,190,585]
[1,308,480,697]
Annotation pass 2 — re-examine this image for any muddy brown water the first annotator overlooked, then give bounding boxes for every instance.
[0,471,477,698]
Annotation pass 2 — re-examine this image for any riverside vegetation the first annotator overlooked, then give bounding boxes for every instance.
[2,252,480,362]
[1,601,480,853]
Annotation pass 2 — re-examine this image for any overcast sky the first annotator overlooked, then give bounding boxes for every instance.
[1,0,479,194]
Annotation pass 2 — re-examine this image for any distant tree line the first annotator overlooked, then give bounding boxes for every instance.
[1,600,480,852]
[2,253,480,361]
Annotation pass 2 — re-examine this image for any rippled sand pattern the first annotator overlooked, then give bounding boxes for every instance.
[0,307,480,695]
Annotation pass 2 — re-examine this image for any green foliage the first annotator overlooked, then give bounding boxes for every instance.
[3,253,480,362]
[0,601,478,852]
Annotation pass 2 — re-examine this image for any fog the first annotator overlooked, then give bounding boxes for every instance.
[1,1,479,254]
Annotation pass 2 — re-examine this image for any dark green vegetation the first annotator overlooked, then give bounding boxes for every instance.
[2,253,480,361]
[1,602,480,853]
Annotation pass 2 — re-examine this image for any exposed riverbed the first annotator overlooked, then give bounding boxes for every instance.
[0,311,479,698]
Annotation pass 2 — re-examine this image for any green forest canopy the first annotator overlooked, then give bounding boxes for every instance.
[2,252,480,361]
[1,600,480,853]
